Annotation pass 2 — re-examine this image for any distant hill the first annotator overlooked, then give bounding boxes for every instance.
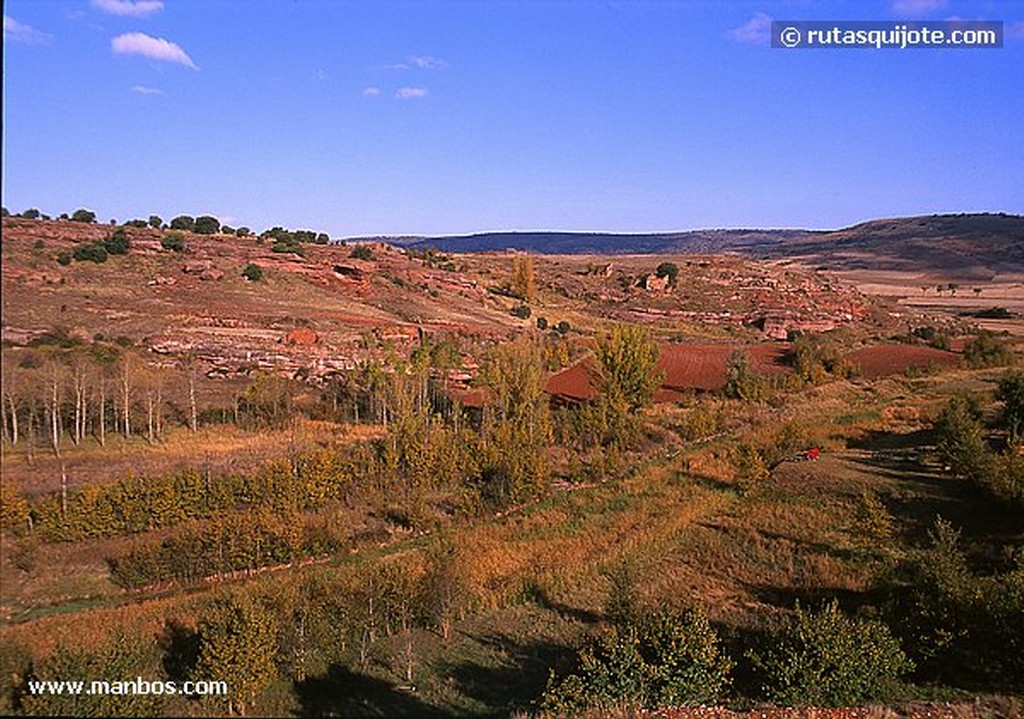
[396,213,1024,276]
[757,213,1024,276]
[397,228,812,255]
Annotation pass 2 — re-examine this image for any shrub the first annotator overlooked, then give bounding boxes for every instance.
[103,228,130,255]
[169,215,195,232]
[350,245,374,261]
[236,226,250,237]
[161,233,186,252]
[70,208,96,223]
[964,331,1014,368]
[511,303,531,319]
[556,320,571,335]
[536,317,548,330]
[884,518,1024,688]
[655,262,679,285]
[72,243,108,263]
[542,606,732,713]
[56,251,72,266]
[997,369,1024,442]
[272,239,305,256]
[749,600,912,706]
[934,393,992,482]
[242,264,263,282]
[194,215,221,235]
[148,214,162,229]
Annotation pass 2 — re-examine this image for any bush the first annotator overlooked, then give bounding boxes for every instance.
[103,228,130,255]
[56,252,72,266]
[964,331,1014,368]
[148,215,163,229]
[655,262,679,285]
[934,393,992,483]
[70,208,96,223]
[236,226,251,237]
[242,264,263,282]
[72,243,108,263]
[272,239,305,256]
[997,370,1024,441]
[542,606,732,713]
[350,245,374,260]
[511,303,531,319]
[161,233,186,252]
[194,215,221,235]
[749,600,912,706]
[884,518,1024,688]
[169,215,195,232]
[556,320,571,335]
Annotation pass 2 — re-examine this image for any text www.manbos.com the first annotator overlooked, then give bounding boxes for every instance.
[27,677,228,697]
[772,21,1003,49]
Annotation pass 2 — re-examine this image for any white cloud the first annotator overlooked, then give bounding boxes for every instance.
[111,32,198,69]
[395,86,428,99]
[890,0,948,17]
[92,0,164,18]
[727,12,772,45]
[4,15,53,45]
[409,55,447,70]
[362,86,381,97]
[388,55,448,71]
[131,84,164,95]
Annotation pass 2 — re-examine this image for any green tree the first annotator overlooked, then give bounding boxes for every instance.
[934,393,992,482]
[655,262,679,286]
[350,245,373,260]
[236,226,251,237]
[194,215,221,235]
[195,592,278,717]
[724,348,772,402]
[542,606,731,712]
[21,208,41,220]
[169,215,195,232]
[148,214,163,229]
[997,370,1024,442]
[70,208,96,223]
[479,337,552,506]
[594,324,662,414]
[750,600,912,707]
[964,331,1014,368]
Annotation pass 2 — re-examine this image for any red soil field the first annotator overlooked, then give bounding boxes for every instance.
[545,343,793,402]
[844,344,960,379]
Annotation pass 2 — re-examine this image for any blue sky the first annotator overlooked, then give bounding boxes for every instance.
[3,0,1022,237]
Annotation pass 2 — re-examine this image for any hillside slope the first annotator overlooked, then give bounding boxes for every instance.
[402,213,1024,276]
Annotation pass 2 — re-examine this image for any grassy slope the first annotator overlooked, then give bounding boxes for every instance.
[2,367,1020,716]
